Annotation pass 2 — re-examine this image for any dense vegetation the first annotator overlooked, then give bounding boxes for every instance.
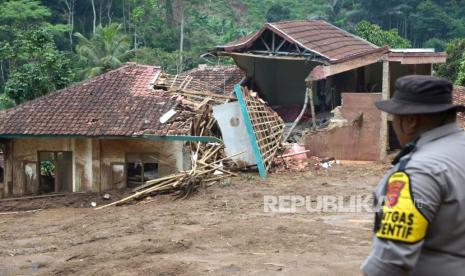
[1,0,465,107]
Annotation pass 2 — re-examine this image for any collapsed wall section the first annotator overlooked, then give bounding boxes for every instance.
[304,93,382,161]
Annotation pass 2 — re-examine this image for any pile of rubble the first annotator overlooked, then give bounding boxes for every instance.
[96,143,237,209]
[97,71,334,208]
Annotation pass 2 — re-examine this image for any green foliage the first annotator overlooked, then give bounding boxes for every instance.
[424,38,446,52]
[0,94,15,110]
[2,0,465,105]
[3,29,74,104]
[409,0,450,42]
[266,4,291,23]
[75,24,132,79]
[40,160,55,177]
[436,39,465,82]
[455,53,465,86]
[164,0,174,28]
[0,0,51,26]
[355,21,411,48]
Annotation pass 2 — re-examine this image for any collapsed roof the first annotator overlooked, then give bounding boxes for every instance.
[181,65,245,94]
[0,63,194,137]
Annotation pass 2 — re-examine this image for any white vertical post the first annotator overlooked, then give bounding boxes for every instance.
[72,138,76,192]
[379,59,390,160]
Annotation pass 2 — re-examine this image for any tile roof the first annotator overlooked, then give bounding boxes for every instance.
[181,65,245,94]
[0,63,194,137]
[454,85,465,126]
[217,20,381,63]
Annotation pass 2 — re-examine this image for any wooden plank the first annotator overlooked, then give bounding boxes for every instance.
[0,192,81,202]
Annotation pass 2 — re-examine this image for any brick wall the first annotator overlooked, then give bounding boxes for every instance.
[304,93,382,161]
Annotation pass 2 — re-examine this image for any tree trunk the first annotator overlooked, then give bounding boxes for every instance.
[64,0,75,50]
[0,61,4,85]
[122,0,126,32]
[179,6,184,74]
[134,24,137,51]
[165,0,174,28]
[99,0,102,26]
[91,0,96,33]
[107,0,112,24]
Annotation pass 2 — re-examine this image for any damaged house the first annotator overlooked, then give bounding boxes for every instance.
[212,20,447,161]
[0,64,221,197]
[181,64,245,95]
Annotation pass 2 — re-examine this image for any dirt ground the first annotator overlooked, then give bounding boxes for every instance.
[0,163,388,276]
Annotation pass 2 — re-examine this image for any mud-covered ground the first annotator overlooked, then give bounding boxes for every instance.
[0,164,387,276]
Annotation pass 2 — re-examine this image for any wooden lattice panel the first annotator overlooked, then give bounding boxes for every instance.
[154,73,235,105]
[240,87,284,172]
[155,74,222,94]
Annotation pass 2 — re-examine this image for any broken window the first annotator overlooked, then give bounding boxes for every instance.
[126,153,159,188]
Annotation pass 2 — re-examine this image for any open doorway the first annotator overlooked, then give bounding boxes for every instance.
[38,151,72,193]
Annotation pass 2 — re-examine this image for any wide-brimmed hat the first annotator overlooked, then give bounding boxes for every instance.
[375,75,465,115]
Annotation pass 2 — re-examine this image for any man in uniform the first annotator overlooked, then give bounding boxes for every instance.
[362,75,465,275]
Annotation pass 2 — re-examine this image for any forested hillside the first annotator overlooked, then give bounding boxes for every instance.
[1,0,465,108]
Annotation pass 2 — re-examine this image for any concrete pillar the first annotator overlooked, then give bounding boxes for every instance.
[379,60,390,161]
[5,140,13,196]
[92,139,101,193]
[2,140,13,197]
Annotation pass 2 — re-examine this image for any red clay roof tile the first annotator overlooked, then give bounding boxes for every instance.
[0,64,193,137]
[218,20,379,62]
[181,65,245,94]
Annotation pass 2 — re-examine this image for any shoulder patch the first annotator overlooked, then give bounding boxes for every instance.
[376,172,429,243]
[386,179,405,207]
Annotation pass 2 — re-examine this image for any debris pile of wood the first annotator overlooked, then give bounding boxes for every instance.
[155,73,236,106]
[96,142,238,209]
[96,102,239,209]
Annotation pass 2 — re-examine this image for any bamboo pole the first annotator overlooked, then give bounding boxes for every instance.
[283,87,309,142]
[308,85,317,131]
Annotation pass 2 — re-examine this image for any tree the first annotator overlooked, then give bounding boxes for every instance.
[437,39,465,82]
[3,29,74,104]
[409,0,451,46]
[455,53,465,86]
[355,20,411,48]
[63,0,76,50]
[0,0,51,26]
[0,94,15,110]
[165,0,174,28]
[266,4,291,23]
[74,23,132,79]
[424,38,446,52]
